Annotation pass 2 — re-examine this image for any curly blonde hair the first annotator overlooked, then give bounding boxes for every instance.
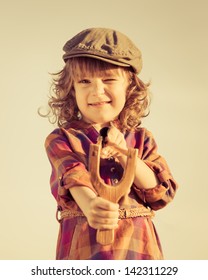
[43,57,150,132]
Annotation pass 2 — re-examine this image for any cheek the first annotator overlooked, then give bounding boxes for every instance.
[74,91,84,108]
[118,89,127,105]
[76,98,85,112]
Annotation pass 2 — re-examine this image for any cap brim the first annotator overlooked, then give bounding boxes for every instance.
[63,53,131,69]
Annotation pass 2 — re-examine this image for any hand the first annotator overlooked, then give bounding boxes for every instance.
[100,122,128,160]
[85,196,119,230]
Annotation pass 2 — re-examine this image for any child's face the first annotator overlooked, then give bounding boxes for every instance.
[73,69,129,129]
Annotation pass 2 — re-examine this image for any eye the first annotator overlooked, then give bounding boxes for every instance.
[103,78,118,83]
[78,79,91,84]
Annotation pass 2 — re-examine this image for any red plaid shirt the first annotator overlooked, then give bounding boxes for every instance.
[45,123,178,259]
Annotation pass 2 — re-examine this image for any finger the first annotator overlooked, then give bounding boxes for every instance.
[101,146,127,159]
[92,197,119,211]
[106,125,118,143]
[89,221,119,230]
[100,147,110,158]
[109,121,117,128]
[100,147,113,158]
[93,208,119,219]
[97,218,119,228]
[88,211,119,229]
[98,201,119,212]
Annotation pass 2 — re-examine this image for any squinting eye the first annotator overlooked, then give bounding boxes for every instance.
[103,79,117,82]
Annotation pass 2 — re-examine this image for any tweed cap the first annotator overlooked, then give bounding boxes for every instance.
[62,28,142,74]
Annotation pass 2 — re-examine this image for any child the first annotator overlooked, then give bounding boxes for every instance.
[44,28,178,260]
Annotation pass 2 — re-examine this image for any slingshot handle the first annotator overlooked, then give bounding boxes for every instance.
[96,229,114,245]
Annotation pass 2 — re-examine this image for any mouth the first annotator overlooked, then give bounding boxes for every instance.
[88,101,111,106]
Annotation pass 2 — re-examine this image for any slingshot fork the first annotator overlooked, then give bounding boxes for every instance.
[89,137,138,245]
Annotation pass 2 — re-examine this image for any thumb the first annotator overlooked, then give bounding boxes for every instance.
[110,121,116,128]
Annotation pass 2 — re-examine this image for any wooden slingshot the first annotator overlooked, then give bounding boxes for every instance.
[89,136,138,245]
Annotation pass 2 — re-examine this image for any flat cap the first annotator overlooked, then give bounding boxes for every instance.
[63,28,142,74]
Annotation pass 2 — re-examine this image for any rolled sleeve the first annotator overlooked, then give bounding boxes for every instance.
[45,128,97,207]
[132,129,179,210]
[62,163,96,192]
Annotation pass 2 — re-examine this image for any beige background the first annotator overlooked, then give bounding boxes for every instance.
[0,0,207,259]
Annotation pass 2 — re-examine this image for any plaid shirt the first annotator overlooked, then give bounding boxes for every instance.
[45,123,178,259]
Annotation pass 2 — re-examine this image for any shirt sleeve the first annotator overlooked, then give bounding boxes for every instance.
[45,128,97,206]
[132,129,179,210]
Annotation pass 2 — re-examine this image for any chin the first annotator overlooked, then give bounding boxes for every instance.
[95,118,112,125]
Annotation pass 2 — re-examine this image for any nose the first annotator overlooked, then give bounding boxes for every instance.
[91,80,105,96]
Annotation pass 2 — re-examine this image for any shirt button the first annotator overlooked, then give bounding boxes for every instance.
[113,178,119,184]
[110,167,116,173]
[108,156,114,161]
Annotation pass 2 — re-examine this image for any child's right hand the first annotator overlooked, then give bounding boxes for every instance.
[85,196,119,230]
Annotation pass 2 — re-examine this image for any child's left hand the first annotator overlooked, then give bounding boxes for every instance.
[100,122,128,160]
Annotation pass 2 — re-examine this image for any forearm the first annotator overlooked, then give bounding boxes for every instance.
[118,154,159,190]
[101,143,159,190]
[69,186,119,230]
[69,186,97,216]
